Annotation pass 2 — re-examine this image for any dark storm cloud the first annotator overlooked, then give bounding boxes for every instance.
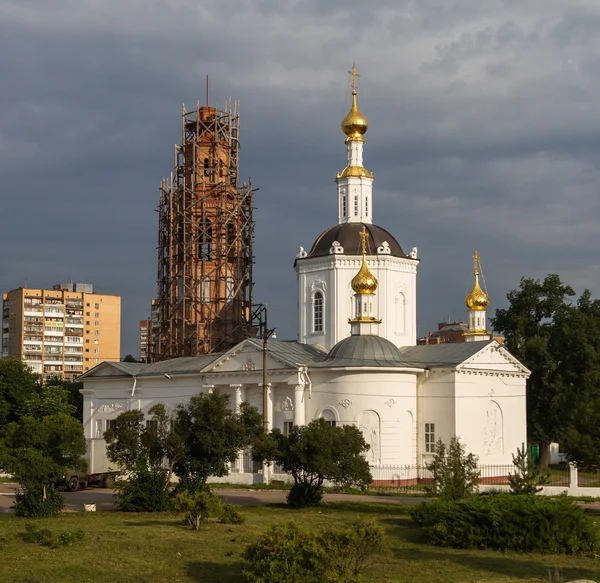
[1,0,600,353]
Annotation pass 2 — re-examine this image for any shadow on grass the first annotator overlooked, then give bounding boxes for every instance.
[391,544,600,582]
[187,560,244,583]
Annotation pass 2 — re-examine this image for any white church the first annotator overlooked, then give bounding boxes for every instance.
[80,70,529,482]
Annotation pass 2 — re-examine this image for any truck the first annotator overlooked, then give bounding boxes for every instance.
[57,439,120,491]
[57,469,119,492]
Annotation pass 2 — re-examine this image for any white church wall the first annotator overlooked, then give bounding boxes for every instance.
[306,370,417,465]
[297,255,418,350]
[454,371,527,466]
[420,370,456,465]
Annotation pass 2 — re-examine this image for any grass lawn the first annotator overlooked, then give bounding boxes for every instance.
[0,502,599,583]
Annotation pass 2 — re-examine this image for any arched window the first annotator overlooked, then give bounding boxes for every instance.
[365,197,368,217]
[341,195,346,217]
[313,291,323,332]
[203,157,210,176]
[321,409,336,427]
[198,222,212,260]
[354,195,359,216]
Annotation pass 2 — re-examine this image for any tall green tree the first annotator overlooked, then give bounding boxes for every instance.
[254,419,372,507]
[173,390,263,491]
[492,275,600,467]
[0,358,38,427]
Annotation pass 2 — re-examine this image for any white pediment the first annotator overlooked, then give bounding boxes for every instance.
[78,362,139,379]
[202,341,299,374]
[458,342,530,375]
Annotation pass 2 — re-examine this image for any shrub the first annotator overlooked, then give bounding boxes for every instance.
[425,437,480,500]
[13,484,64,518]
[410,494,600,554]
[114,467,172,512]
[286,483,323,509]
[24,524,85,549]
[508,445,550,494]
[173,489,223,530]
[243,519,386,583]
[219,503,246,525]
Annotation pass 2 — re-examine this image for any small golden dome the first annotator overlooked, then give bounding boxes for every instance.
[342,91,369,142]
[465,251,489,311]
[351,258,378,294]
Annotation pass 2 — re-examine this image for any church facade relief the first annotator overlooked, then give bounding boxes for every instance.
[359,410,381,464]
[482,400,503,456]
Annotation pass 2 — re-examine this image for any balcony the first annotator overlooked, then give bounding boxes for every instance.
[25,326,44,333]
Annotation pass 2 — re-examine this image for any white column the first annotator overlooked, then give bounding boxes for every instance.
[266,383,274,432]
[293,383,306,426]
[231,384,244,412]
[230,384,244,473]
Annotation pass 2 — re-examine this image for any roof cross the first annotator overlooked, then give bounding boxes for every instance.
[359,225,369,255]
[348,63,360,94]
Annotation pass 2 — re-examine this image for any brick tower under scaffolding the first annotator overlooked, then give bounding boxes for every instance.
[150,97,255,361]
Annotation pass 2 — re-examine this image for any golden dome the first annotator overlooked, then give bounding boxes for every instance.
[351,225,378,294]
[465,251,489,311]
[342,91,369,142]
[351,258,378,295]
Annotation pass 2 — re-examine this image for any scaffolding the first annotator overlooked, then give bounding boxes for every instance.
[150,99,255,361]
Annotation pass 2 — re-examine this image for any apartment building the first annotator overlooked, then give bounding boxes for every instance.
[1,283,121,381]
[139,319,150,363]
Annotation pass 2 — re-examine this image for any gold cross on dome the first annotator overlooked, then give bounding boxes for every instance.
[473,250,480,276]
[359,225,369,255]
[348,63,360,93]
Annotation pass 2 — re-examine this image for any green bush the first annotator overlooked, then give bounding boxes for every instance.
[508,445,550,494]
[219,503,246,525]
[173,489,223,530]
[410,494,600,554]
[286,482,323,508]
[114,467,172,512]
[13,485,64,518]
[24,524,85,549]
[243,519,386,583]
[425,437,480,500]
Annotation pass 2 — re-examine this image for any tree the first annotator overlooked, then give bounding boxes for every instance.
[172,390,263,491]
[491,274,600,467]
[105,403,184,484]
[508,445,550,494]
[122,354,138,363]
[562,398,600,469]
[43,378,84,420]
[255,419,372,507]
[0,358,38,428]
[426,437,480,500]
[0,412,87,516]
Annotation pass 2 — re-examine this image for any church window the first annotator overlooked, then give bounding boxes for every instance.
[199,222,212,260]
[283,421,294,436]
[425,423,436,453]
[341,195,346,217]
[203,157,210,176]
[313,291,323,332]
[321,409,336,427]
[354,195,358,216]
[365,197,368,217]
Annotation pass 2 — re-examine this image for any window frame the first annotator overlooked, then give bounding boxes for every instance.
[313,290,324,333]
[424,422,436,453]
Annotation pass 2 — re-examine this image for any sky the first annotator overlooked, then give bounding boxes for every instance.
[2,0,600,357]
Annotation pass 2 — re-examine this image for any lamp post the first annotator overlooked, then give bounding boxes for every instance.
[262,309,276,434]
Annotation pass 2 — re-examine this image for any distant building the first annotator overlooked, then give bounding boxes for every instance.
[139,319,150,363]
[418,322,470,345]
[1,283,121,381]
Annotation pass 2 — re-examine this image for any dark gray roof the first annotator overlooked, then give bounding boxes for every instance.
[312,335,411,368]
[399,340,494,368]
[300,223,408,260]
[246,338,328,365]
[142,354,222,374]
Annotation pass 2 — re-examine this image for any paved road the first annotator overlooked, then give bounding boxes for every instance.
[0,482,421,513]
